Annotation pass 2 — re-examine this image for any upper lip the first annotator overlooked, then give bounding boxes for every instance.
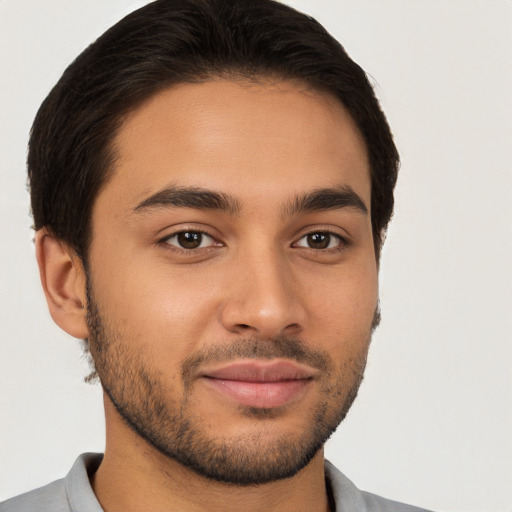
[200,360,318,382]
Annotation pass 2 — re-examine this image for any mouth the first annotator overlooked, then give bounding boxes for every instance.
[200,360,316,409]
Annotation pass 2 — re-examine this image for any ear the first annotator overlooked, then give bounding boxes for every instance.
[35,230,89,339]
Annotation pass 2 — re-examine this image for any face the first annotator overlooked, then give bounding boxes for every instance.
[85,79,378,484]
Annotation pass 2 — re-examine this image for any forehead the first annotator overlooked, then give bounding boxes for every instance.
[101,79,370,213]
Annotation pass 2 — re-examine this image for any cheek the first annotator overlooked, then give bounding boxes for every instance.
[303,260,378,350]
[88,247,223,358]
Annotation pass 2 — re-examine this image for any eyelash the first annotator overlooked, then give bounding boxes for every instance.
[293,231,349,253]
[159,228,349,256]
[159,229,221,254]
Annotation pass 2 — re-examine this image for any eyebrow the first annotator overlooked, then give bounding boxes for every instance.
[133,184,368,218]
[133,186,242,215]
[284,186,368,217]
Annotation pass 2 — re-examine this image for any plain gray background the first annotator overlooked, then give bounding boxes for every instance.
[1,1,511,511]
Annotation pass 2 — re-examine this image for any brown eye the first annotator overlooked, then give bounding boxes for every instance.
[295,231,342,250]
[165,231,215,250]
[177,231,202,249]
[307,233,330,249]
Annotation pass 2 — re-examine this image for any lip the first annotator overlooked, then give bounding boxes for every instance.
[200,360,316,409]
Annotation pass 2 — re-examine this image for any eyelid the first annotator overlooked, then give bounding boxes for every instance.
[156,224,350,255]
[293,225,349,241]
[294,232,341,248]
[158,225,224,252]
[291,227,351,253]
[163,231,217,249]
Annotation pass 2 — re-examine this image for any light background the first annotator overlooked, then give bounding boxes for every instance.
[0,1,511,511]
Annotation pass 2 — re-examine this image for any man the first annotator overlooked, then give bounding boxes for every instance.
[0,0,432,510]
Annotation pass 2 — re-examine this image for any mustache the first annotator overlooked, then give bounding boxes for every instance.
[181,337,333,385]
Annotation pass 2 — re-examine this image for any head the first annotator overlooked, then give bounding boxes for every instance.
[31,0,398,486]
[29,0,398,262]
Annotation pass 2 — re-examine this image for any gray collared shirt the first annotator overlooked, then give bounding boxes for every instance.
[0,453,432,511]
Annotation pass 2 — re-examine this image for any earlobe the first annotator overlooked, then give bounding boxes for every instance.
[35,230,89,339]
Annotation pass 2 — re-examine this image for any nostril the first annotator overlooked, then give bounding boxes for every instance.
[284,323,302,333]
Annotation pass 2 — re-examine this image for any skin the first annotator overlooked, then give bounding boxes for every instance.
[37,79,378,512]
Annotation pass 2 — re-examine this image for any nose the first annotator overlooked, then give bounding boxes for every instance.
[219,247,307,339]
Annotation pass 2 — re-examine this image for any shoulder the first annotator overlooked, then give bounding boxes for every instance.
[325,460,434,512]
[359,490,433,512]
[0,453,103,512]
[0,479,69,512]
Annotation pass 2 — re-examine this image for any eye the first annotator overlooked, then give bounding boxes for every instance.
[294,231,344,250]
[163,231,217,250]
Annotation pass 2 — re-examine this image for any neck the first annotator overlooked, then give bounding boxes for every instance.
[92,397,331,512]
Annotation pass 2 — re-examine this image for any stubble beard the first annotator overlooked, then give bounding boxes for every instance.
[85,286,374,486]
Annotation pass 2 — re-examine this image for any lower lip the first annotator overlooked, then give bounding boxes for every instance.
[202,378,311,408]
